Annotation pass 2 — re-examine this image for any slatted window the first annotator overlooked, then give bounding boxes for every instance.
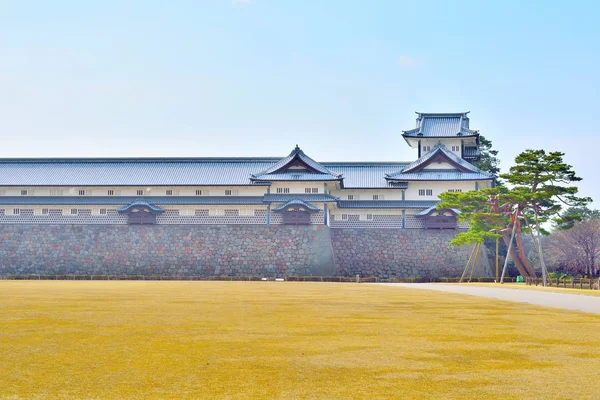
[373,195,384,200]
[423,145,431,152]
[13,209,20,215]
[20,190,29,196]
[276,188,290,194]
[108,190,115,196]
[347,195,354,200]
[137,190,145,196]
[419,189,433,196]
[42,208,49,215]
[225,190,239,196]
[49,190,63,196]
[448,189,463,193]
[78,189,90,196]
[70,209,78,215]
[366,214,373,220]
[195,190,204,196]
[305,188,319,193]
[99,209,107,215]
[451,145,460,152]
[165,189,180,196]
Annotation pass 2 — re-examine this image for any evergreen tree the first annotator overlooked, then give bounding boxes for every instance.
[474,135,501,176]
[499,150,591,284]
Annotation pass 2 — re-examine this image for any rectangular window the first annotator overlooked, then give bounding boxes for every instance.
[20,190,28,196]
[137,190,145,196]
[224,209,239,216]
[99,208,107,215]
[78,189,86,196]
[166,190,173,196]
[305,188,311,193]
[224,190,239,196]
[42,208,49,215]
[366,214,373,220]
[13,208,20,215]
[373,195,384,200]
[312,188,318,193]
[70,209,78,215]
[423,145,431,152]
[107,190,115,196]
[451,145,460,152]
[195,209,209,216]
[195,190,203,196]
[418,189,433,196]
[347,195,354,200]
[341,214,348,220]
[276,188,290,194]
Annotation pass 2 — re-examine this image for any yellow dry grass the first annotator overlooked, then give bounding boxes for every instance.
[0,281,599,400]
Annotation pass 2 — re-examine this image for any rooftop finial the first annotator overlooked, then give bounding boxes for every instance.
[294,144,300,151]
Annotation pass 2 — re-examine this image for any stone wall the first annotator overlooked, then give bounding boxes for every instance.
[0,225,489,278]
[331,229,490,278]
[0,225,336,277]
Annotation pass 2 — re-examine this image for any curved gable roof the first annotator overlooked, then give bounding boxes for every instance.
[251,146,342,181]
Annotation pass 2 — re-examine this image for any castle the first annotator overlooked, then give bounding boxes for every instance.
[0,112,493,277]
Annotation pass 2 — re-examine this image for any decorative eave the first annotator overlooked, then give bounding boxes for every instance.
[415,205,460,217]
[117,198,164,214]
[250,145,342,182]
[272,199,320,213]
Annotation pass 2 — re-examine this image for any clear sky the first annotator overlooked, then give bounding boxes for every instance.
[1,1,599,203]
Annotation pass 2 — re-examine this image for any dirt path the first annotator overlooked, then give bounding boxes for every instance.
[382,283,600,314]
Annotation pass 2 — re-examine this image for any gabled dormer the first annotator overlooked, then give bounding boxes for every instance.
[384,143,493,182]
[250,145,343,182]
[402,112,481,162]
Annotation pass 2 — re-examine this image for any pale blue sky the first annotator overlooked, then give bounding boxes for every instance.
[1,1,598,203]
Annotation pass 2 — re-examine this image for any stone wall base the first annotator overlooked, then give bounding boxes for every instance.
[0,225,489,278]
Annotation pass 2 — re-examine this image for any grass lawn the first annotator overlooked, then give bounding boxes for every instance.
[1,281,599,399]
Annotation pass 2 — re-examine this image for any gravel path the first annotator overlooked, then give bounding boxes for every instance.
[382,283,600,314]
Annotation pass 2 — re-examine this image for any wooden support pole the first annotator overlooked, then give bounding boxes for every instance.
[469,243,482,282]
[495,237,499,283]
[460,244,477,283]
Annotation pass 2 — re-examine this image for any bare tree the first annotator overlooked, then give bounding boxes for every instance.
[547,219,600,277]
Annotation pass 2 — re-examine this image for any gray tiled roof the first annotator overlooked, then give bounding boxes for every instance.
[463,147,481,158]
[322,163,409,188]
[402,112,478,138]
[0,196,266,206]
[0,146,489,189]
[337,200,439,209]
[263,194,338,203]
[117,199,164,213]
[272,199,320,212]
[0,158,279,186]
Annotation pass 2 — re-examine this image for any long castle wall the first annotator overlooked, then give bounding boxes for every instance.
[0,225,489,278]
